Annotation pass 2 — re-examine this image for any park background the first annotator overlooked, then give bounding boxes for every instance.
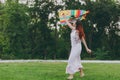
[0,0,120,60]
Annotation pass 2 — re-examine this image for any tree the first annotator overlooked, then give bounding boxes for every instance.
[84,0,120,59]
[28,0,56,59]
[0,0,30,59]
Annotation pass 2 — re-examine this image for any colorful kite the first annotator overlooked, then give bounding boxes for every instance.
[58,10,90,25]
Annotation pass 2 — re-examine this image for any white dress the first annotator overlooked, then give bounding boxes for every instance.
[66,29,83,74]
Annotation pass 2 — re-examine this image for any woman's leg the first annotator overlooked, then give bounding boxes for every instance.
[79,68,85,77]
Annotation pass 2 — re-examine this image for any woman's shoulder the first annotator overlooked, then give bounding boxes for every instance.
[72,29,79,34]
[71,27,76,30]
[75,30,79,34]
[76,30,79,33]
[71,28,76,31]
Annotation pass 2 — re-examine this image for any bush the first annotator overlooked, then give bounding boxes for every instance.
[94,48,110,60]
[0,53,15,60]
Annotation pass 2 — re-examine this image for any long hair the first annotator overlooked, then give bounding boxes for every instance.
[76,20,85,39]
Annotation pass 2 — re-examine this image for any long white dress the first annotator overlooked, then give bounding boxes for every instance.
[66,29,83,74]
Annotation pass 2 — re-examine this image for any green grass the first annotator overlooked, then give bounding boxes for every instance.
[0,62,120,80]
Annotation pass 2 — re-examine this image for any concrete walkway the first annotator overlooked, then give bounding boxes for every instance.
[0,60,120,63]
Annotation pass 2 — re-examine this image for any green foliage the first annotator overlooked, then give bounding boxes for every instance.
[83,0,120,59]
[28,0,57,59]
[94,48,110,60]
[0,0,119,59]
[0,0,30,58]
[0,53,15,59]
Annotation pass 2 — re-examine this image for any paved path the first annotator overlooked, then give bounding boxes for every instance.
[0,60,120,63]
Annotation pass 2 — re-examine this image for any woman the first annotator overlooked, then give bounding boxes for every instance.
[65,19,91,80]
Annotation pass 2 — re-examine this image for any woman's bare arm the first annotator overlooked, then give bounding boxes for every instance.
[65,20,75,30]
[81,37,91,53]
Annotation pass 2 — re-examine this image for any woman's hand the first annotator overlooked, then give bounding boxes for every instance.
[62,14,67,20]
[86,48,92,54]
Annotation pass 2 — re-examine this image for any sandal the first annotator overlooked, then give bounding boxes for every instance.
[67,76,73,80]
[80,73,85,77]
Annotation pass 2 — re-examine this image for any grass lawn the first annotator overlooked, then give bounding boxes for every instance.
[0,62,120,80]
